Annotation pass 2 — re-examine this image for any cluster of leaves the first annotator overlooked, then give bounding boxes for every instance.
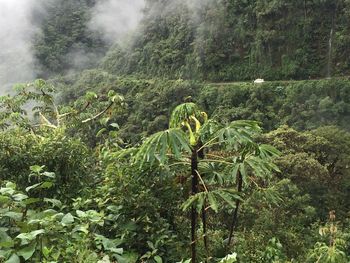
[0,167,126,263]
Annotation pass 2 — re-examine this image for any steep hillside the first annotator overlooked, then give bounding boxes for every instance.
[56,70,350,142]
[100,0,350,81]
[32,0,350,82]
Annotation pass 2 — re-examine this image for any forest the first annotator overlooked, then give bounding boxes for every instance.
[0,0,350,263]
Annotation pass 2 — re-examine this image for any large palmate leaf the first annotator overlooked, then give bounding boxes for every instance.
[224,155,280,185]
[169,103,203,128]
[134,128,192,167]
[257,144,281,159]
[244,155,280,179]
[181,189,241,213]
[214,120,262,150]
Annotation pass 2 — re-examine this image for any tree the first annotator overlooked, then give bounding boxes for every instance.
[133,102,280,262]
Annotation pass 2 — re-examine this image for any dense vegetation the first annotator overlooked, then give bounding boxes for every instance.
[34,0,104,77]
[1,76,350,262]
[34,0,350,81]
[102,0,350,81]
[1,0,350,262]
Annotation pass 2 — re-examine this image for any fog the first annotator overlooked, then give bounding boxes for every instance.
[0,0,215,95]
[89,0,146,44]
[0,0,42,94]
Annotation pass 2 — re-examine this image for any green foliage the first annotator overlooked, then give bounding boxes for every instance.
[307,213,349,262]
[135,129,192,166]
[181,189,241,214]
[34,0,106,77]
[132,102,279,261]
[262,238,286,263]
[0,128,92,200]
[1,74,350,262]
[263,125,350,220]
[219,253,238,263]
[99,0,350,81]
[0,180,126,262]
[56,76,350,143]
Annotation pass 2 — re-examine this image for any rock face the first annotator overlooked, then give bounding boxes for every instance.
[254,79,265,84]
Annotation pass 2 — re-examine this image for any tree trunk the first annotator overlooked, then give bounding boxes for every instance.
[191,146,199,263]
[227,171,243,247]
[197,143,209,260]
[202,205,209,260]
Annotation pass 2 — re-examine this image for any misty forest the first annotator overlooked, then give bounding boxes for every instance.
[1,0,350,262]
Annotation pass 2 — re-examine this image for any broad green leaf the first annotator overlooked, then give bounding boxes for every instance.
[76,210,86,218]
[39,182,53,189]
[154,255,163,263]
[170,103,202,128]
[12,193,28,202]
[135,129,191,167]
[25,183,42,192]
[109,247,123,254]
[0,195,10,204]
[97,255,111,263]
[42,172,55,178]
[73,225,89,234]
[216,190,240,208]
[5,253,20,263]
[16,229,45,242]
[0,229,14,248]
[43,198,62,208]
[17,242,36,260]
[3,212,22,221]
[220,253,237,263]
[61,213,74,225]
[110,123,119,129]
[42,246,51,258]
[23,198,40,205]
[0,187,15,195]
[208,193,218,213]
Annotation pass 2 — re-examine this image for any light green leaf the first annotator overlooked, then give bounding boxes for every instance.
[208,193,218,213]
[12,193,28,202]
[154,255,163,263]
[3,212,22,221]
[43,198,62,208]
[73,225,89,234]
[61,213,74,225]
[25,183,42,192]
[29,165,44,173]
[16,229,45,242]
[5,253,20,263]
[17,242,36,260]
[0,229,14,248]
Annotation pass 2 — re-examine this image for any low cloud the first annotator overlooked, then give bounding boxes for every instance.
[89,0,146,44]
[0,0,43,94]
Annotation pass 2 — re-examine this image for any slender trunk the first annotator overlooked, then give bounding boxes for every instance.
[202,206,208,259]
[227,171,243,247]
[191,146,199,263]
[197,142,209,260]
